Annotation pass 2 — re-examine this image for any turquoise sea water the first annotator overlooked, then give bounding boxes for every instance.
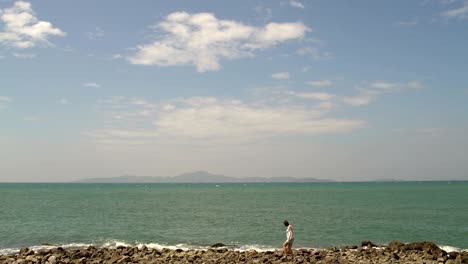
[0,182,467,254]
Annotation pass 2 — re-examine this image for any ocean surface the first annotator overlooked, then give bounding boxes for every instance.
[1,182,467,254]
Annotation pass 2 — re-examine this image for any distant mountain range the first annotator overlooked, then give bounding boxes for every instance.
[76,171,333,183]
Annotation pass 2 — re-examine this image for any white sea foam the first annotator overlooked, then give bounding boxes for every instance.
[0,242,93,256]
[232,244,278,252]
[102,240,132,248]
[0,248,18,255]
[440,245,467,253]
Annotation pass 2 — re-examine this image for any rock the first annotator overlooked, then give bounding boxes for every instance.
[0,241,457,264]
[19,248,34,256]
[47,255,57,264]
[139,245,148,251]
[405,241,440,253]
[388,241,405,251]
[217,248,228,253]
[25,255,38,262]
[361,240,377,248]
[116,255,130,263]
[211,242,225,248]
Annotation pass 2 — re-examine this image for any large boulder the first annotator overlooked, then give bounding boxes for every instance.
[387,241,405,251]
[404,241,440,253]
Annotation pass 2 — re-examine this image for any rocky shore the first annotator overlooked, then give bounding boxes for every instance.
[1,241,467,264]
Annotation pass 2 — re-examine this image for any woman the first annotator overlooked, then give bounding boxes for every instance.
[282,220,294,256]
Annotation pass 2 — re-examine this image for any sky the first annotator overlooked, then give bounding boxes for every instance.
[0,0,467,182]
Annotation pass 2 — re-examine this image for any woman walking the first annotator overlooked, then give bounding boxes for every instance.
[282,220,294,256]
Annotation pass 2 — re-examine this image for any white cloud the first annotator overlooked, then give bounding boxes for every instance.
[82,82,101,88]
[59,98,69,105]
[289,0,305,9]
[12,52,35,58]
[342,89,380,106]
[128,12,309,72]
[0,1,66,48]
[371,81,423,90]
[307,80,332,87]
[0,96,12,109]
[442,0,468,18]
[271,72,290,80]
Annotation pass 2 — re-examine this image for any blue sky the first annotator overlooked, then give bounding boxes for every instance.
[1,0,467,182]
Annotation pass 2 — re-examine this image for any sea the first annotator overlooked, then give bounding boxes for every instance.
[1,182,467,255]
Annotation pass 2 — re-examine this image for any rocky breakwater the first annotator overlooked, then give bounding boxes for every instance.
[1,241,467,264]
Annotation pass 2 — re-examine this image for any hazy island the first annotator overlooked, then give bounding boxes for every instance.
[76,171,333,184]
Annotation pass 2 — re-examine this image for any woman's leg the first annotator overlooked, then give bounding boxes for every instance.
[287,241,293,254]
[282,241,289,255]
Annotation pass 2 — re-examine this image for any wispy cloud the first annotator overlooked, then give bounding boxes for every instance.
[395,18,419,26]
[85,78,423,145]
[307,80,332,87]
[342,89,381,106]
[0,1,66,48]
[343,80,423,106]
[86,94,365,145]
[128,12,310,72]
[296,46,332,60]
[291,92,336,101]
[0,96,12,109]
[371,81,423,90]
[12,52,35,58]
[82,82,101,88]
[253,6,272,22]
[289,0,305,9]
[441,0,468,18]
[271,72,290,80]
[84,27,104,40]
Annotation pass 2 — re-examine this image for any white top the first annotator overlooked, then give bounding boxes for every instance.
[286,225,293,240]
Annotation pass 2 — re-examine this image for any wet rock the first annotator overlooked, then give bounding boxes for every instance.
[361,240,377,248]
[211,242,225,248]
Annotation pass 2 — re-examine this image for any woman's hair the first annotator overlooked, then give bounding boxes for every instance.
[283,220,289,226]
